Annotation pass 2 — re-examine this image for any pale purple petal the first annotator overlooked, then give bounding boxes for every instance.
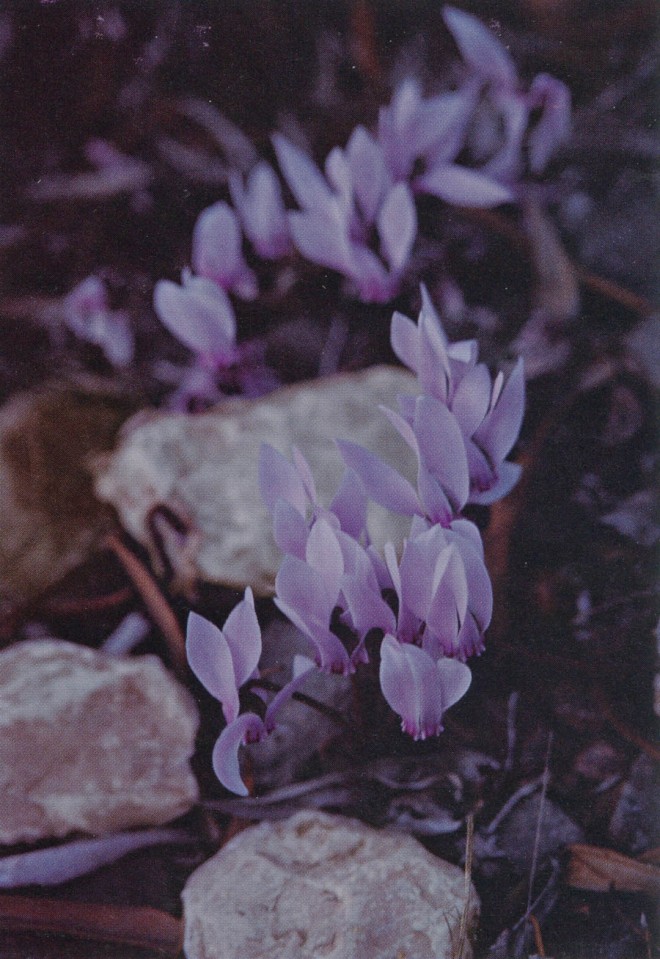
[186,611,238,720]
[416,162,514,207]
[212,713,266,796]
[528,74,571,174]
[380,636,448,739]
[329,469,368,539]
[473,358,525,464]
[417,464,454,527]
[414,396,470,511]
[259,443,308,515]
[324,146,354,219]
[336,439,420,516]
[272,498,309,558]
[437,655,472,710]
[417,305,451,400]
[376,182,417,273]
[420,85,480,164]
[380,404,418,452]
[153,277,236,360]
[443,7,517,89]
[340,572,396,638]
[469,460,522,505]
[229,162,291,259]
[346,125,390,224]
[0,829,188,888]
[288,207,353,274]
[272,133,334,210]
[292,446,318,506]
[451,362,492,437]
[191,202,257,298]
[390,310,420,372]
[305,517,344,600]
[219,587,262,689]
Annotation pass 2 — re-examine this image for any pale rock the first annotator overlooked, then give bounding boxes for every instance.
[0,639,199,844]
[94,366,417,595]
[182,810,478,959]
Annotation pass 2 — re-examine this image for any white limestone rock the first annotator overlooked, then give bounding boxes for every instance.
[0,639,199,844]
[182,810,478,959]
[94,366,417,595]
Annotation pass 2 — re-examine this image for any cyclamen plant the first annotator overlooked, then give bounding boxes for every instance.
[187,290,525,795]
[152,7,569,405]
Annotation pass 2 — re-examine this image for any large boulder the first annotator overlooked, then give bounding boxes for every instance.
[0,639,199,843]
[182,810,478,959]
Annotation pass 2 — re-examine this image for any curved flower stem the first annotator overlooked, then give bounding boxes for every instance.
[249,677,350,728]
[104,533,187,678]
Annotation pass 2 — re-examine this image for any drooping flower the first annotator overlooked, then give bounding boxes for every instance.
[379,634,471,740]
[442,6,571,183]
[154,270,238,368]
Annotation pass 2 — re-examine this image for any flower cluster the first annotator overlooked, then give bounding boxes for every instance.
[187,290,525,794]
[153,7,569,400]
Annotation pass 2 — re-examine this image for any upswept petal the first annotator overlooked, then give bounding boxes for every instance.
[191,202,257,298]
[341,571,396,638]
[421,84,480,164]
[399,532,452,624]
[390,310,420,372]
[324,146,354,220]
[380,404,419,452]
[272,498,309,558]
[437,655,472,710]
[218,587,262,689]
[473,357,524,464]
[417,464,454,527]
[443,7,517,89]
[153,277,236,361]
[305,518,344,600]
[346,125,390,224]
[329,469,368,540]
[288,207,353,275]
[336,439,420,516]
[292,446,318,506]
[272,133,334,210]
[259,443,308,516]
[274,556,351,673]
[414,396,470,512]
[451,363,492,437]
[376,182,417,273]
[417,305,451,400]
[350,246,395,303]
[229,162,290,259]
[186,611,238,720]
[415,162,514,207]
[212,712,266,796]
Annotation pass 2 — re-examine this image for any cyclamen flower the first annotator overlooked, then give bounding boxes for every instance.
[443,6,571,182]
[390,289,525,504]
[378,78,513,208]
[186,588,314,795]
[63,275,134,367]
[154,271,237,368]
[273,131,417,303]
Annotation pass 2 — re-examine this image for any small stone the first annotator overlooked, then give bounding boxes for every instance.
[182,810,478,959]
[0,639,199,844]
[94,365,416,595]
